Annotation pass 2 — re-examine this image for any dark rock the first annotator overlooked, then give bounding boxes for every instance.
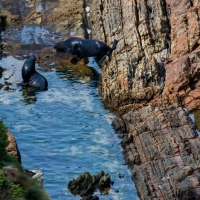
[0,16,6,32]
[3,85,9,91]
[0,83,4,89]
[68,170,112,199]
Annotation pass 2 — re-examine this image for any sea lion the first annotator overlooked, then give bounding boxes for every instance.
[21,55,48,90]
[53,37,118,64]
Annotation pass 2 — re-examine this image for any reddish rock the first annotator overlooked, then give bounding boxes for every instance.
[87,0,200,199]
[6,131,21,163]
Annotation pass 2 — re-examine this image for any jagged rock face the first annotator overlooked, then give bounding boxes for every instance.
[119,104,200,199]
[87,0,200,199]
[88,0,200,112]
[88,0,170,109]
[163,1,200,112]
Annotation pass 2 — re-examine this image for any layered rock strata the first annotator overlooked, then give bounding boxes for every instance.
[87,0,200,199]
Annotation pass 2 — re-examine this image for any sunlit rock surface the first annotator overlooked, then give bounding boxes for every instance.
[87,0,200,199]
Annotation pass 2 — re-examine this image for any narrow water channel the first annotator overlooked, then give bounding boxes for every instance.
[0,56,139,199]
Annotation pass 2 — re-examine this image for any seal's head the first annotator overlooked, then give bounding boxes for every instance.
[22,55,36,85]
[53,39,74,53]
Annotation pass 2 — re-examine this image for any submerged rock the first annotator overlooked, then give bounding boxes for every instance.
[68,170,112,199]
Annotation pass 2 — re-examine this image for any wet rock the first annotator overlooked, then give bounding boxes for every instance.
[0,0,86,58]
[112,117,127,137]
[82,196,99,200]
[3,85,9,91]
[0,16,6,32]
[55,58,99,84]
[28,169,44,187]
[0,66,3,76]
[68,170,112,199]
[0,83,4,89]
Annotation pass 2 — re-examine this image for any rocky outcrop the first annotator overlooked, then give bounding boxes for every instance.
[0,0,86,58]
[87,0,200,199]
[118,104,200,199]
[88,0,170,109]
[68,170,112,199]
[6,131,21,164]
[87,0,200,112]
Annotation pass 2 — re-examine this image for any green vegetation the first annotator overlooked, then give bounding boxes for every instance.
[0,120,9,160]
[0,120,50,200]
[24,187,50,200]
[0,121,22,171]
[0,169,6,187]
[9,182,24,198]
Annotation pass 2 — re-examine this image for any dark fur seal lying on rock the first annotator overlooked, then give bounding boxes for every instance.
[54,37,118,64]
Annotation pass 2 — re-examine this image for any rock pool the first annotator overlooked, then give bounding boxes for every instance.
[0,56,139,199]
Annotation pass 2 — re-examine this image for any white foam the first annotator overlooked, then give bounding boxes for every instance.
[70,146,83,155]
[104,113,116,124]
[85,6,90,13]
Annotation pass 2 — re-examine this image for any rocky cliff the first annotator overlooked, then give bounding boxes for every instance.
[1,0,200,199]
[87,0,200,199]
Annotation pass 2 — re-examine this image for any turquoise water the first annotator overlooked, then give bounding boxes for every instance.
[0,56,139,199]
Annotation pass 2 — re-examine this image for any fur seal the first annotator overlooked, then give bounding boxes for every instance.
[53,37,118,64]
[21,55,48,90]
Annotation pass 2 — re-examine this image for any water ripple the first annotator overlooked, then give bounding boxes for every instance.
[0,56,138,199]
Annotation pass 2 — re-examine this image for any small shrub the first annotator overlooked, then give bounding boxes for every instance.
[9,182,24,198]
[0,121,23,171]
[24,187,50,200]
[0,169,6,187]
[0,121,9,161]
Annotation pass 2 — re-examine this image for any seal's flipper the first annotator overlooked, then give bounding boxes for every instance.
[98,54,107,63]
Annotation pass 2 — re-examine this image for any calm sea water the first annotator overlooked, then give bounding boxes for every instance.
[0,56,139,199]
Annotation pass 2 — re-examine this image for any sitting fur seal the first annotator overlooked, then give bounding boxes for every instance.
[21,55,48,91]
[54,37,118,64]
